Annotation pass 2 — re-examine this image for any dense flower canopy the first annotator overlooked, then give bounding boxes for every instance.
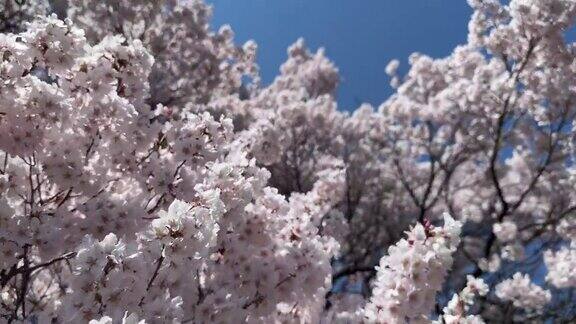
[0,0,575,323]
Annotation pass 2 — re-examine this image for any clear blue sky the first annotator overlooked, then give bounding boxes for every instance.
[208,1,473,111]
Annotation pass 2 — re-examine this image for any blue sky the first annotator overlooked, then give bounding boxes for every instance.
[208,0,473,111]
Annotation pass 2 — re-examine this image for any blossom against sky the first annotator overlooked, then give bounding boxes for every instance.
[209,0,472,110]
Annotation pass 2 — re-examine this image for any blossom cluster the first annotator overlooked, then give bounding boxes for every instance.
[0,11,335,322]
[364,215,462,323]
[435,276,488,324]
[495,273,551,312]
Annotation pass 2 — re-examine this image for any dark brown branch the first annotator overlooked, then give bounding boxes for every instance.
[146,247,165,291]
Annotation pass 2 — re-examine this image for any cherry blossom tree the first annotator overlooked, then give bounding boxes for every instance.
[1,0,575,323]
